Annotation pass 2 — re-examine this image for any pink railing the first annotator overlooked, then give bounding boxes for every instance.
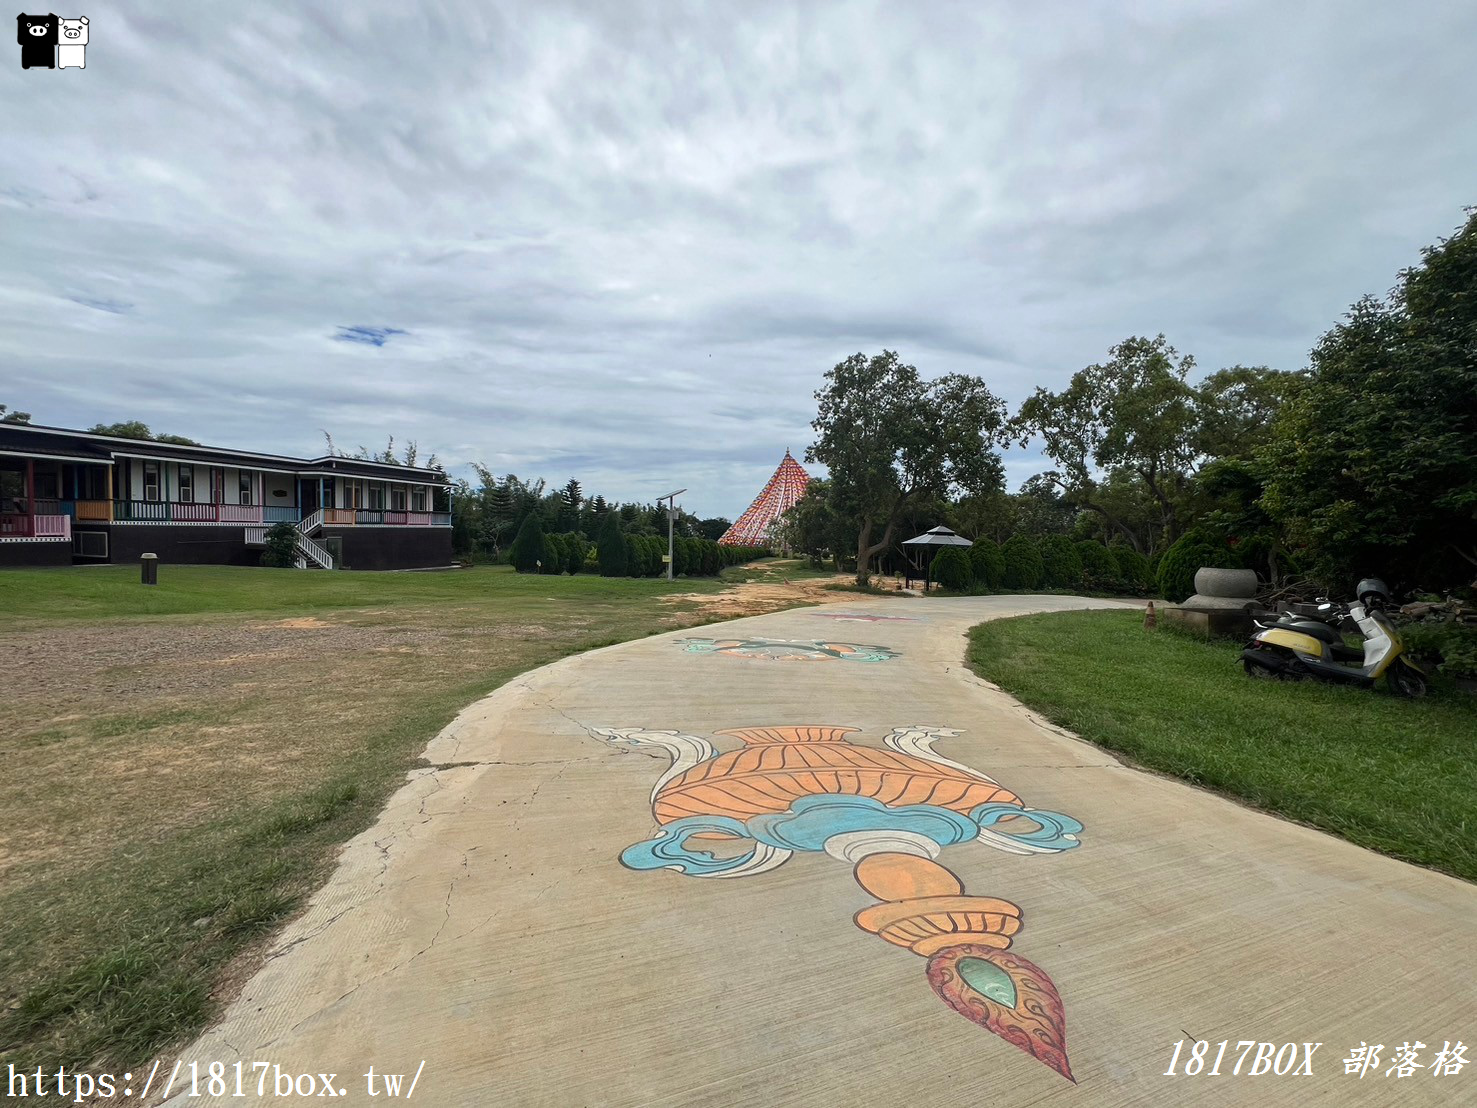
[114,500,264,523]
[0,514,70,538]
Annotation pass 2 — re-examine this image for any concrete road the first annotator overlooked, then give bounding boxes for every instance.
[165,596,1477,1106]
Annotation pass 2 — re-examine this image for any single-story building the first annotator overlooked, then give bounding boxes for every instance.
[0,422,454,570]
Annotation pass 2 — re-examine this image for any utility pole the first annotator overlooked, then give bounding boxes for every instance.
[658,488,687,581]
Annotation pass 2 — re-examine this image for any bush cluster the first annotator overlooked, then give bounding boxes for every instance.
[514,512,766,577]
[1155,529,1238,602]
[933,534,1161,597]
[1399,620,1477,681]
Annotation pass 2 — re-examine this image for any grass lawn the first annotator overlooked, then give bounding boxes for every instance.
[967,610,1477,882]
[0,563,798,1075]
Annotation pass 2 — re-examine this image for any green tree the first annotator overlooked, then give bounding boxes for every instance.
[774,478,854,568]
[1262,211,1477,592]
[1195,366,1306,460]
[1012,335,1201,552]
[1155,529,1236,602]
[808,350,1007,585]
[1075,540,1121,592]
[1001,535,1044,589]
[1,403,31,423]
[597,511,627,577]
[89,420,201,445]
[930,546,973,590]
[1038,536,1084,588]
[969,539,1005,588]
[543,532,567,574]
[259,522,299,568]
[1110,545,1152,592]
[510,513,547,574]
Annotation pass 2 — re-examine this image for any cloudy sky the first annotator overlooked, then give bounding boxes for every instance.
[3,1,1473,518]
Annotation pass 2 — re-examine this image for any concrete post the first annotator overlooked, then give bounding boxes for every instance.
[140,552,158,586]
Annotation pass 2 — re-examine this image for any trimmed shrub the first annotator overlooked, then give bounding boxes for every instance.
[260,522,300,568]
[642,535,664,576]
[1039,536,1084,589]
[596,512,627,577]
[510,514,547,574]
[1155,529,1236,602]
[1111,546,1152,592]
[1001,535,1044,590]
[1075,540,1121,592]
[969,539,1005,588]
[542,533,566,574]
[931,546,974,590]
[562,533,586,575]
[699,539,720,576]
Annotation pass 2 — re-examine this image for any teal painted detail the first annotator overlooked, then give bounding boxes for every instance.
[958,957,1016,1006]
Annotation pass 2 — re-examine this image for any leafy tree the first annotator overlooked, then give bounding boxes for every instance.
[1012,335,1199,551]
[510,513,547,574]
[969,539,1005,588]
[1195,366,1306,460]
[697,517,732,541]
[1001,535,1044,589]
[596,511,627,577]
[775,478,854,568]
[808,350,1007,585]
[1,403,31,423]
[1039,536,1084,588]
[89,420,200,445]
[1262,211,1477,592]
[321,431,440,470]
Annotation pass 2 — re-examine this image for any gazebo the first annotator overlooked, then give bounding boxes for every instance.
[899,525,972,590]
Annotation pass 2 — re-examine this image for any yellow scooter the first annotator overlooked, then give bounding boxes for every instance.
[1241,577,1427,697]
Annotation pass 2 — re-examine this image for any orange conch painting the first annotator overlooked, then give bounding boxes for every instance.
[596,724,1086,1082]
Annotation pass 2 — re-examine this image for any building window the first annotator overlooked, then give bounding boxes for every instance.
[239,472,253,506]
[345,480,362,509]
[143,461,160,502]
[368,484,385,511]
[178,464,194,503]
[412,486,427,511]
[391,487,407,511]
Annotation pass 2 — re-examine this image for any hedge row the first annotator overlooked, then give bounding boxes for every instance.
[933,536,1156,595]
[511,513,767,577]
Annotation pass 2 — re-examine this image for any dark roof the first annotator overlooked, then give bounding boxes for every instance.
[0,422,449,482]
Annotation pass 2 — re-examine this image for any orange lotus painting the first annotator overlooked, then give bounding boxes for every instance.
[595,724,1085,1082]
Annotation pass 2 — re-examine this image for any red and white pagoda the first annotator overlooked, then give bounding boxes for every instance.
[719,450,811,547]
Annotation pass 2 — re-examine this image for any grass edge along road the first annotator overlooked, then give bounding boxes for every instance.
[0,563,814,1079]
[966,609,1477,883]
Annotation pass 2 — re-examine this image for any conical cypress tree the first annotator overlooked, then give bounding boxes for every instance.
[597,511,627,577]
[511,513,547,574]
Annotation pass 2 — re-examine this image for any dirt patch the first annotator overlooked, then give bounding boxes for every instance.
[665,572,893,619]
[262,616,334,629]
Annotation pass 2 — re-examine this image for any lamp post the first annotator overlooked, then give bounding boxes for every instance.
[658,488,687,581]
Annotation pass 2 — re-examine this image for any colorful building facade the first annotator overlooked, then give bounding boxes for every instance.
[0,423,453,570]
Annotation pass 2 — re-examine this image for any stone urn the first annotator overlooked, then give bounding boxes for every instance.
[1191,567,1257,602]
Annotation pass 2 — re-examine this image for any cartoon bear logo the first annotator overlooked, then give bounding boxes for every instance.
[17,12,58,69]
[57,14,85,68]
